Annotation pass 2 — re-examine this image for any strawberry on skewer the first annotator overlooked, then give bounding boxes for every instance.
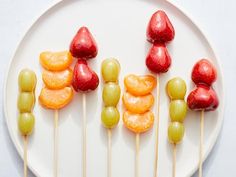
[70,26,99,177]
[187,59,219,177]
[146,10,175,177]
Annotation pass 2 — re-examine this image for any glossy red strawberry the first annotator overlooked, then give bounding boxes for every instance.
[70,27,98,59]
[146,43,171,73]
[187,84,219,111]
[146,10,175,43]
[191,59,217,86]
[72,59,99,92]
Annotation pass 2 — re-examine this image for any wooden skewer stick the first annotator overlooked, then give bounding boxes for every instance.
[199,110,204,177]
[107,129,112,177]
[82,93,87,177]
[54,109,59,177]
[172,144,177,177]
[23,135,28,177]
[135,133,140,177]
[154,75,160,177]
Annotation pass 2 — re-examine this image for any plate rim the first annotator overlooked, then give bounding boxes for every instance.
[3,0,225,176]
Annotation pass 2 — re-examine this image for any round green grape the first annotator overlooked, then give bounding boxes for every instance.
[18,113,35,136]
[101,58,120,82]
[101,107,120,128]
[18,92,35,113]
[168,122,185,144]
[166,77,186,100]
[103,83,121,106]
[169,100,187,122]
[18,69,37,92]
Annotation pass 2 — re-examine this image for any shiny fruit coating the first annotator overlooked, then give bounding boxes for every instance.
[123,111,154,133]
[39,87,73,109]
[18,69,37,92]
[167,77,187,100]
[146,43,171,73]
[72,59,99,92]
[40,51,73,71]
[70,27,98,59]
[169,100,187,122]
[168,122,185,144]
[101,107,120,129]
[18,92,35,113]
[123,92,154,114]
[146,10,175,43]
[101,58,120,82]
[124,74,156,96]
[18,113,35,136]
[191,59,217,86]
[102,83,121,106]
[42,69,73,89]
[187,84,219,111]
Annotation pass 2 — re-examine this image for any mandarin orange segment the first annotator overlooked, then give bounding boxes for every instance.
[123,92,154,114]
[123,111,154,133]
[39,87,73,109]
[124,74,156,96]
[42,69,73,89]
[40,51,73,71]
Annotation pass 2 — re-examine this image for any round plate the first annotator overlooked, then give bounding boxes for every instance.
[4,0,224,177]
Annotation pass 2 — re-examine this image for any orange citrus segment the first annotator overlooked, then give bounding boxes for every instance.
[39,87,73,109]
[124,74,156,96]
[123,92,154,114]
[42,69,73,89]
[123,111,154,133]
[40,51,73,71]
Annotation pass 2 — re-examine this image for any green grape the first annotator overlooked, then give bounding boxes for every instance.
[168,122,185,144]
[18,92,35,112]
[101,107,120,128]
[18,69,37,92]
[166,77,186,100]
[169,100,187,122]
[103,83,121,106]
[101,58,120,82]
[18,113,35,136]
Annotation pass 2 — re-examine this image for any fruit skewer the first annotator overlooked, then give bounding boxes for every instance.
[70,27,99,177]
[187,59,219,177]
[123,74,156,177]
[166,77,187,177]
[39,51,74,177]
[101,58,121,177]
[145,10,175,177]
[18,69,37,177]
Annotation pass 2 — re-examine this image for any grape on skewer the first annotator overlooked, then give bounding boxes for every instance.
[18,69,37,177]
[166,77,187,177]
[101,58,121,177]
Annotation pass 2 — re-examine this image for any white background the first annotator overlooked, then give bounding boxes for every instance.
[0,0,235,177]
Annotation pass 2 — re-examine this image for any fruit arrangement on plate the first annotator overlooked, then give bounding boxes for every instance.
[11,6,220,177]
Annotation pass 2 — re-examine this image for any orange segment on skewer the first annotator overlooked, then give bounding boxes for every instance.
[40,51,73,71]
[124,74,156,96]
[42,68,73,89]
[39,87,73,109]
[123,92,154,114]
[123,111,154,133]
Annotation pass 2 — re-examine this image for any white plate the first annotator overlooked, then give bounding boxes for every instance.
[4,0,224,177]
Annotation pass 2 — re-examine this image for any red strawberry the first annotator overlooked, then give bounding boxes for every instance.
[191,59,217,86]
[70,27,98,59]
[146,10,175,43]
[72,59,99,92]
[187,84,219,111]
[146,43,171,73]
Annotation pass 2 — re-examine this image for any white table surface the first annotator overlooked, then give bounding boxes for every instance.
[0,0,235,177]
